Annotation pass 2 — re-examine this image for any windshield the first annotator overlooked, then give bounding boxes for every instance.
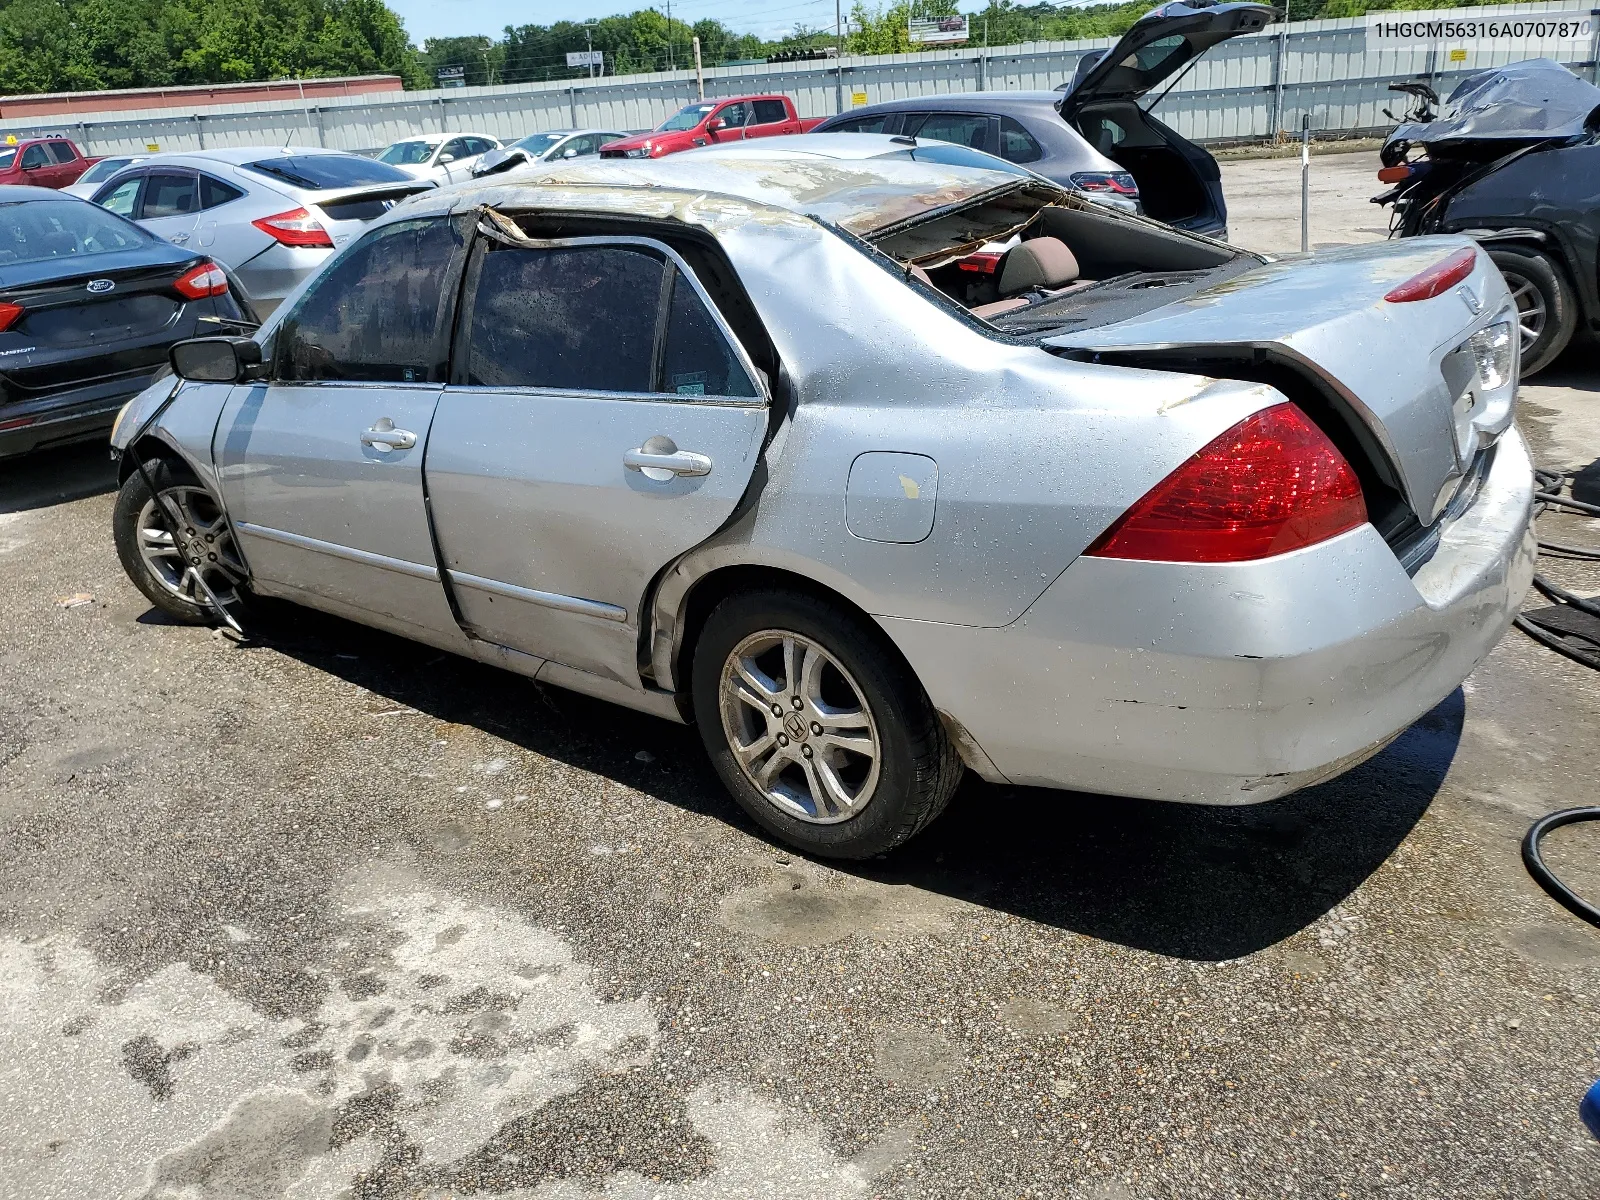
[0,148,15,170]
[658,104,716,132]
[513,133,567,156]
[378,141,439,166]
[76,158,134,184]
[246,154,415,190]
[0,198,151,265]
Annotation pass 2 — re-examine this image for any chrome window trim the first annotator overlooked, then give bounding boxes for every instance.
[446,570,627,622]
[236,522,439,580]
[444,383,764,410]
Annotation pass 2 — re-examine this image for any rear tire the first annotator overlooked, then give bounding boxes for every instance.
[691,588,962,859]
[1489,247,1576,377]
[112,457,246,625]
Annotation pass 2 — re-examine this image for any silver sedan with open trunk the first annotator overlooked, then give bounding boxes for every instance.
[107,143,1535,859]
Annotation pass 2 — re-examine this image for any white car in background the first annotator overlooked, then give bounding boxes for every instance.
[376,134,502,184]
[470,129,629,178]
[62,155,147,198]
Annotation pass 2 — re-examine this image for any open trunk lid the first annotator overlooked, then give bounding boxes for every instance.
[1056,0,1274,119]
[1041,238,1518,529]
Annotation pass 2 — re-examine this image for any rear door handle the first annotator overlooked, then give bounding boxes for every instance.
[624,440,712,480]
[361,418,417,451]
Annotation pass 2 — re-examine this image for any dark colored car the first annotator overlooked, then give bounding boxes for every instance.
[1056,0,1274,238]
[0,187,248,457]
[1374,58,1600,375]
[811,92,1147,219]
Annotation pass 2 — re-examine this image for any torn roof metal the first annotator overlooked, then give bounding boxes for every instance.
[411,152,1042,239]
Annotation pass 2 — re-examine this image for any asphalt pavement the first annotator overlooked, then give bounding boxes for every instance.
[2,155,1598,1198]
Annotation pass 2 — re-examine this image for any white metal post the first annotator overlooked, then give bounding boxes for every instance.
[1300,114,1311,254]
[694,36,704,100]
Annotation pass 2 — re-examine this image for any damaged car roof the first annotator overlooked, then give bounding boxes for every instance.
[1391,57,1600,147]
[414,151,1038,237]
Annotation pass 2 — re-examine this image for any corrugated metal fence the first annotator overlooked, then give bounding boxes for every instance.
[4,1,1595,156]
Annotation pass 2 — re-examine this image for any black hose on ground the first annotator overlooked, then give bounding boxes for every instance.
[1515,466,1600,930]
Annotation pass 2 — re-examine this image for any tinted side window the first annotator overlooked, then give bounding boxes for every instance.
[141,173,197,218]
[46,141,78,163]
[752,100,787,125]
[910,113,991,152]
[278,218,462,384]
[830,113,893,134]
[661,273,756,398]
[97,177,142,217]
[466,245,663,393]
[20,144,49,169]
[999,116,1043,164]
[200,175,244,209]
[716,102,749,128]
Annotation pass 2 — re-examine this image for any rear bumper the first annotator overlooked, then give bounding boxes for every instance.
[0,368,165,458]
[883,426,1536,802]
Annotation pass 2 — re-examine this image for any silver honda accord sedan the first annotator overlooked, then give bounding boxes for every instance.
[105,143,1535,859]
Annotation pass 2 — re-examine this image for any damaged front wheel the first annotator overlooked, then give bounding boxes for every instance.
[112,458,246,625]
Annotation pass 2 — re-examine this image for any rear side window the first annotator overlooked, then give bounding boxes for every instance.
[999,117,1043,164]
[909,112,992,152]
[141,173,197,218]
[466,245,663,392]
[46,141,78,164]
[463,242,756,398]
[245,154,412,190]
[661,273,757,397]
[277,217,462,384]
[752,100,788,125]
[200,175,243,210]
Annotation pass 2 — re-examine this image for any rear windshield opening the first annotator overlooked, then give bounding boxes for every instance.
[245,155,415,191]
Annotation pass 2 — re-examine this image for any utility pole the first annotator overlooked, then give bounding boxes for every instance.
[585,22,596,80]
[835,0,844,114]
[693,35,704,100]
[667,0,675,71]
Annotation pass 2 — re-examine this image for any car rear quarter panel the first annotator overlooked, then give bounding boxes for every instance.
[657,220,1287,639]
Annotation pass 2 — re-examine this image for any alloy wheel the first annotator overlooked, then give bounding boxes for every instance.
[718,630,881,824]
[135,485,245,610]
[1502,270,1547,354]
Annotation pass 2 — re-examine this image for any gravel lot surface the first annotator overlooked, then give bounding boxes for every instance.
[2,154,1599,1199]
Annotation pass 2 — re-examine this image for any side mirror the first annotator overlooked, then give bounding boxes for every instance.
[171,336,263,383]
[438,153,457,164]
[706,119,724,134]
[562,147,579,158]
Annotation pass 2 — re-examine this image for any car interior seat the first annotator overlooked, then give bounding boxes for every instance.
[970,237,1093,319]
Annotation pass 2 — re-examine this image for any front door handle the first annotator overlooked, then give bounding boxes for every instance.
[624,437,712,480]
[361,417,417,451]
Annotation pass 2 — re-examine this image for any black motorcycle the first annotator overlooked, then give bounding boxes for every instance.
[1372,58,1600,376]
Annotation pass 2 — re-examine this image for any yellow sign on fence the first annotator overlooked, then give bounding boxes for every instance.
[851,91,868,108]
[1448,47,1468,62]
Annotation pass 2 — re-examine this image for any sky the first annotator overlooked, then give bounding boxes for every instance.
[388,0,851,46]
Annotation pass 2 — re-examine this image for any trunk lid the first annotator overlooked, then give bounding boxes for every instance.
[1057,1,1274,119]
[1041,238,1516,526]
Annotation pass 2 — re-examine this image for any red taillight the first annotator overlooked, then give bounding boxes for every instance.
[251,206,334,248]
[1383,246,1477,303]
[957,250,1005,274]
[1085,403,1367,563]
[1070,171,1140,196]
[173,261,230,299]
[0,300,21,331]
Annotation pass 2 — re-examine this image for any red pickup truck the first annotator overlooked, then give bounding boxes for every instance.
[0,136,101,189]
[600,95,823,160]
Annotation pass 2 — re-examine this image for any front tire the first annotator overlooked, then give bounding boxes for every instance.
[691,589,962,859]
[1489,247,1576,377]
[112,457,246,625]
